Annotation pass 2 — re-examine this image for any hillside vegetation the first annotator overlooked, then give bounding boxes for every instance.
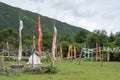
[0,2,89,38]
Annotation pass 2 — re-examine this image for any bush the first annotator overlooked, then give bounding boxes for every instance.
[41,57,47,63]
[41,57,50,63]
[44,65,57,74]
[22,66,31,72]
[33,67,41,72]
[4,57,15,61]
[0,66,11,76]
[23,66,42,72]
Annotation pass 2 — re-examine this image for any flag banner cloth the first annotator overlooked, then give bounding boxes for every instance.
[96,43,99,58]
[60,45,63,58]
[51,26,57,64]
[18,20,23,61]
[38,16,42,56]
[74,46,77,59]
[67,45,71,59]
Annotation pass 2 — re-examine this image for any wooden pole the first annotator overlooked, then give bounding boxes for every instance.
[100,50,103,67]
[79,50,82,65]
[107,46,110,62]
[107,51,110,62]
[2,47,4,65]
[6,42,10,61]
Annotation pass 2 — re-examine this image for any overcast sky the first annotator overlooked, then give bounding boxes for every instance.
[0,0,120,35]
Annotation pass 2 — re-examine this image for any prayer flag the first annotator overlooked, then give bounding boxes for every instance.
[38,16,42,56]
[51,26,57,64]
[18,20,23,61]
[96,43,99,58]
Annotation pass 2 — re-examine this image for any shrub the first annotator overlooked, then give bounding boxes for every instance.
[41,57,50,63]
[23,66,42,72]
[22,66,31,72]
[4,57,15,61]
[44,65,57,74]
[0,66,11,76]
[33,67,41,72]
[41,57,47,63]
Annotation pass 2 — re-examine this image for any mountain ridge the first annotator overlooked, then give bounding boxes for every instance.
[0,2,90,38]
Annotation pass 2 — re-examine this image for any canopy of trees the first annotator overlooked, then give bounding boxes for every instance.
[0,2,120,61]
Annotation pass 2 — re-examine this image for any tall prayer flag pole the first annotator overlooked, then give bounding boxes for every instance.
[96,43,99,61]
[38,16,42,56]
[6,42,10,58]
[33,35,36,49]
[60,45,63,59]
[18,20,23,61]
[74,46,77,59]
[67,45,71,59]
[107,46,110,62]
[51,26,57,67]
[79,49,83,65]
[56,46,58,57]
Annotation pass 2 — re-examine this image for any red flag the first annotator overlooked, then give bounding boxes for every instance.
[38,16,42,56]
[96,43,99,58]
[51,26,57,64]
[18,20,23,61]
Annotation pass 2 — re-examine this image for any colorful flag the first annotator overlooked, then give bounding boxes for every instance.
[60,45,63,58]
[51,26,57,64]
[67,45,71,59]
[6,42,10,57]
[38,16,42,56]
[96,43,99,58]
[113,48,116,53]
[18,20,23,61]
[116,47,119,53]
[119,47,120,52]
[103,46,106,52]
[74,46,77,59]
[56,46,58,57]
[110,47,112,52]
[70,45,73,57]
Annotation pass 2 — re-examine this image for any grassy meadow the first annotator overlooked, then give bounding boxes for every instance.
[0,60,120,80]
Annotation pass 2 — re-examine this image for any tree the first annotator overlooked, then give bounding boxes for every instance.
[86,30,108,48]
[109,32,115,42]
[0,28,18,48]
[59,33,74,44]
[22,35,32,49]
[93,30,108,47]
[114,32,120,46]
[42,31,52,50]
[74,29,88,43]
[86,34,97,48]
[59,41,70,57]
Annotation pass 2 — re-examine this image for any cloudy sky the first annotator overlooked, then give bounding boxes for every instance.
[0,0,120,35]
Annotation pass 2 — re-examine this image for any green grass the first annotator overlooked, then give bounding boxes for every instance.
[0,61,120,80]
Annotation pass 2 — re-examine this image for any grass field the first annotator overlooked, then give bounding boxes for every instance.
[0,60,120,80]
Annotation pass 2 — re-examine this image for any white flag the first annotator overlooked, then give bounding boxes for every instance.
[51,26,57,64]
[18,20,23,61]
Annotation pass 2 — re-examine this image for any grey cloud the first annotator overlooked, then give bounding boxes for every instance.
[49,0,81,10]
[101,6,120,20]
[101,13,118,20]
[73,8,98,18]
[32,0,44,3]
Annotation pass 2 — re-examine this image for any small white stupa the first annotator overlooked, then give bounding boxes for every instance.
[26,54,42,65]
